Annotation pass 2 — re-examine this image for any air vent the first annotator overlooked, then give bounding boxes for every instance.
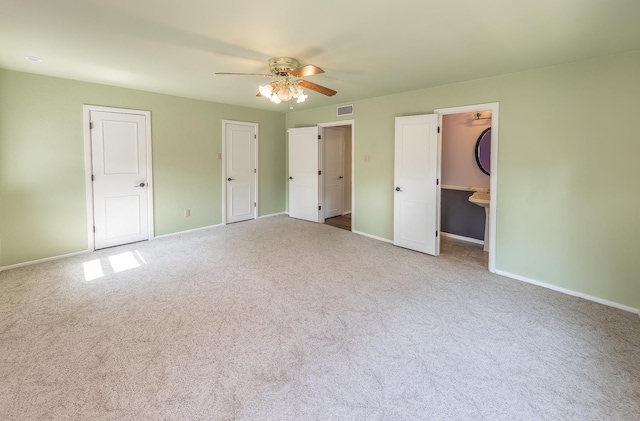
[336,104,353,116]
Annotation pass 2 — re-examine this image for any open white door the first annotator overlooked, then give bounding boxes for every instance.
[288,127,321,223]
[393,114,440,255]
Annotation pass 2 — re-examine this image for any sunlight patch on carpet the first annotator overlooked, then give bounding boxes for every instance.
[82,250,147,281]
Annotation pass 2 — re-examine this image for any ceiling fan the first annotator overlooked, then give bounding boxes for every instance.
[216,57,337,104]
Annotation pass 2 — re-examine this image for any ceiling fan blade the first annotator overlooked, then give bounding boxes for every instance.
[215,72,275,77]
[299,80,337,96]
[290,64,325,78]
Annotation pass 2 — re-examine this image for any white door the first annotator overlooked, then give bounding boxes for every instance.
[91,111,149,249]
[323,127,345,219]
[393,114,440,255]
[225,122,256,224]
[288,127,320,223]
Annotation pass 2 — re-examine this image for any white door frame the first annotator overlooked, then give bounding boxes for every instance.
[318,120,355,230]
[222,120,258,225]
[434,102,499,273]
[82,105,154,252]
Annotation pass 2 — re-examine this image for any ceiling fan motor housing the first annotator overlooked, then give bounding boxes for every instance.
[217,56,336,100]
[269,57,300,76]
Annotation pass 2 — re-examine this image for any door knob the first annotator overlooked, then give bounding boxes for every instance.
[395,187,401,192]
[338,176,343,179]
[289,176,293,180]
[227,177,234,181]
[134,182,146,187]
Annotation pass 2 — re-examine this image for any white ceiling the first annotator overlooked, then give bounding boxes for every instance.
[2,0,639,111]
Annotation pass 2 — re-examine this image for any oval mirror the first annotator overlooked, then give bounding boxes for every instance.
[475,127,491,175]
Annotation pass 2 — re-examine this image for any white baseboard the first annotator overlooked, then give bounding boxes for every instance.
[0,217,273,272]
[496,270,640,316]
[0,250,90,272]
[154,223,223,239]
[155,214,287,237]
[441,232,484,245]
[257,212,286,219]
[353,230,393,244]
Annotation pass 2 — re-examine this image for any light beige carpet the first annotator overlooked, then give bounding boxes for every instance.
[1,215,639,420]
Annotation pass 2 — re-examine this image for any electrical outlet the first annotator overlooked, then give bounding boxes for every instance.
[184,209,190,217]
[217,153,222,160]
[364,155,372,163]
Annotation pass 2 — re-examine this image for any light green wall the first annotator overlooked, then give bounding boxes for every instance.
[2,51,639,309]
[288,51,640,310]
[0,69,286,266]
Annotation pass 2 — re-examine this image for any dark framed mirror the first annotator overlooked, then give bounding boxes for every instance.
[475,127,491,175]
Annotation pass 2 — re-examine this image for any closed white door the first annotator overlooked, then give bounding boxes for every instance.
[323,127,345,219]
[225,122,256,224]
[91,111,149,249]
[288,127,320,223]
[393,114,440,255]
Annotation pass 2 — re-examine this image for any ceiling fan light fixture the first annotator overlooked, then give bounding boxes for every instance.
[259,84,273,97]
[226,57,335,105]
[277,87,293,102]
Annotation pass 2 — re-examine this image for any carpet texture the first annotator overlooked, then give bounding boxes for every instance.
[1,215,639,420]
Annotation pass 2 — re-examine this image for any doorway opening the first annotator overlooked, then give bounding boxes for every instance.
[319,120,354,232]
[435,103,499,272]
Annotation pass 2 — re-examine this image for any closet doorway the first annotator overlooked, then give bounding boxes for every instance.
[319,121,353,232]
[287,120,354,231]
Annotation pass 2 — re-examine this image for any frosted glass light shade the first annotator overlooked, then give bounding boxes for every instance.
[259,85,273,97]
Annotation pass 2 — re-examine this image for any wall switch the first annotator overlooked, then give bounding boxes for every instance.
[217,153,222,160]
[184,209,190,217]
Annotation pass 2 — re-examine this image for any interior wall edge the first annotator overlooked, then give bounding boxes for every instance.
[0,68,287,266]
[0,250,90,273]
[496,270,640,316]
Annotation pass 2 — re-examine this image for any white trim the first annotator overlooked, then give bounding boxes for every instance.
[0,250,90,272]
[436,114,442,256]
[82,105,154,252]
[222,120,259,224]
[153,223,224,239]
[83,108,94,250]
[496,270,640,315]
[435,102,499,273]
[441,184,490,192]
[318,120,355,231]
[317,120,356,128]
[441,232,484,245]
[353,230,393,244]
[318,126,324,223]
[257,212,286,219]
